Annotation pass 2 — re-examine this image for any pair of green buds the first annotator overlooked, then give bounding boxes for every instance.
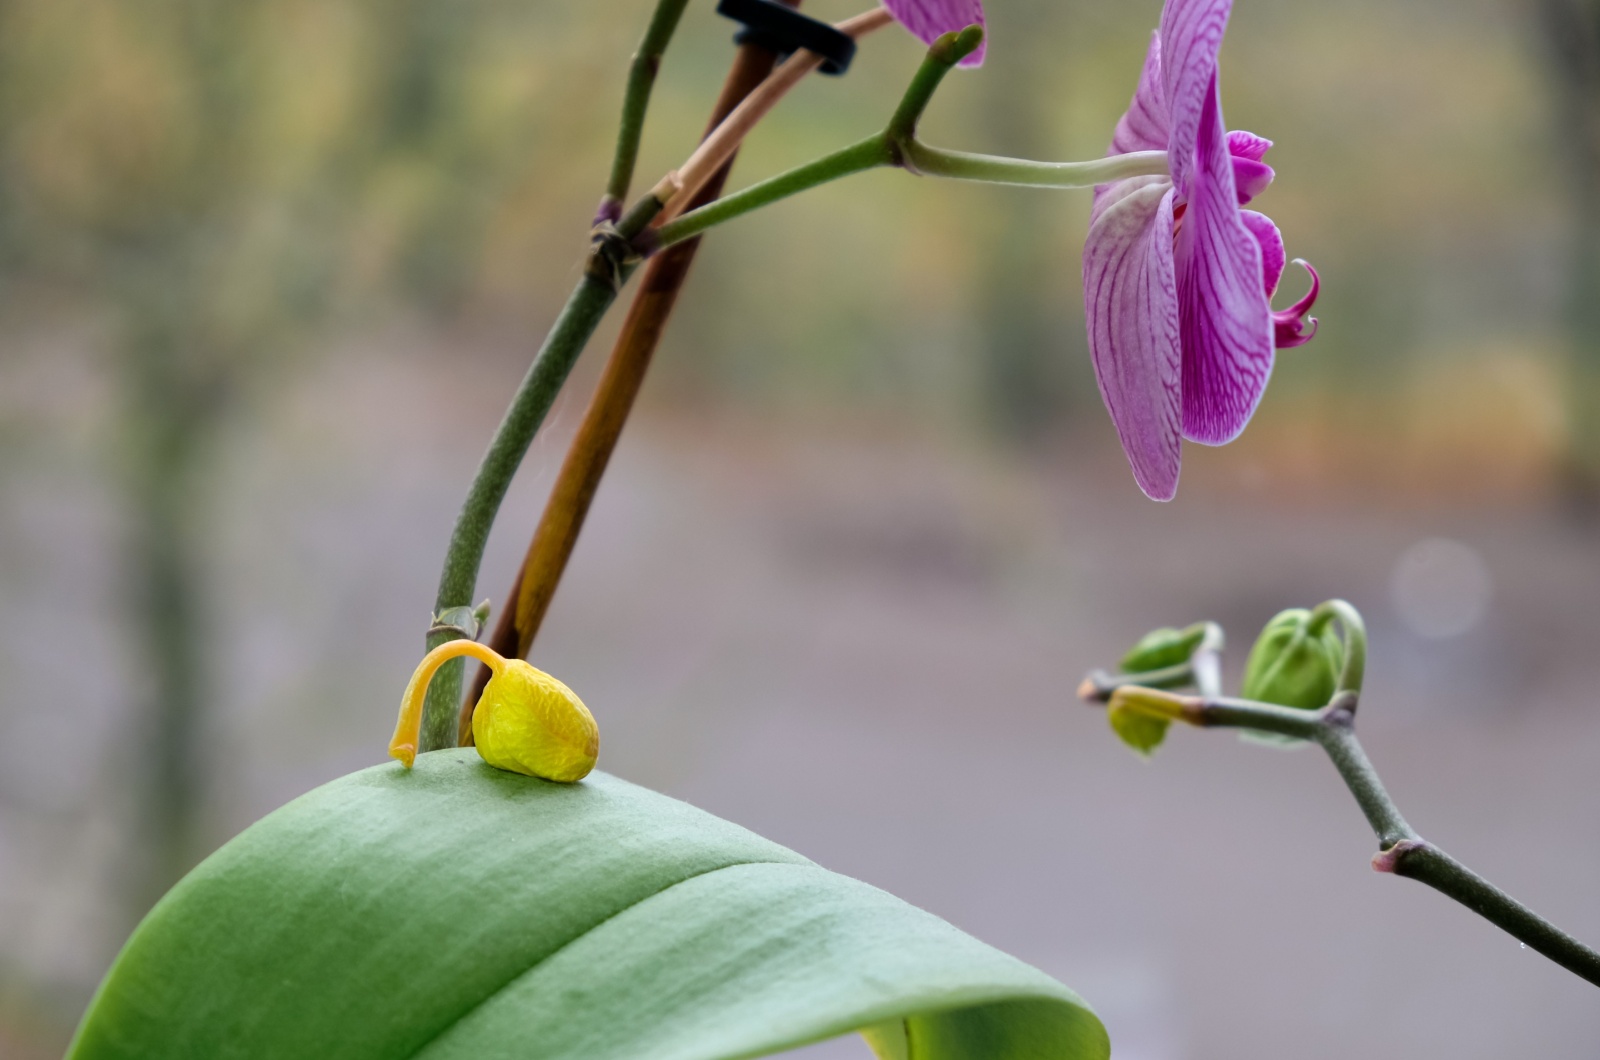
[1089,600,1367,756]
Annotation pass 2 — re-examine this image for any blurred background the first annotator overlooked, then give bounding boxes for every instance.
[2,0,1598,1055]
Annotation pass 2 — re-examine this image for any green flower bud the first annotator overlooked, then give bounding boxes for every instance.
[1119,625,1208,674]
[1240,608,1344,711]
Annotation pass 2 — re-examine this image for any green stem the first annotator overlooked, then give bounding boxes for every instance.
[1093,682,1600,988]
[883,26,982,142]
[655,136,893,248]
[1183,694,1328,740]
[904,143,1169,188]
[1395,843,1600,987]
[421,264,631,750]
[601,0,693,217]
[1077,661,1199,700]
[1315,718,1412,846]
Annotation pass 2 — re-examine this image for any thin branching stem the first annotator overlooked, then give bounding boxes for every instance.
[1088,681,1600,988]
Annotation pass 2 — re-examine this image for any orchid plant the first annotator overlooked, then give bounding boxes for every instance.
[65,0,1595,1057]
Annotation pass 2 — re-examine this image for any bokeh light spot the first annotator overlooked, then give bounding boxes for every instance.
[1390,537,1492,639]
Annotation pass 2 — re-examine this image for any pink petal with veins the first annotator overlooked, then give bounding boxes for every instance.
[1231,157,1274,204]
[1084,179,1184,500]
[882,0,986,67]
[1159,0,1233,195]
[1110,33,1170,157]
[1176,75,1274,446]
[1096,32,1172,216]
[1240,209,1286,296]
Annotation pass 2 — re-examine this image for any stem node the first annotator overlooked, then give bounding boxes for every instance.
[1371,838,1428,874]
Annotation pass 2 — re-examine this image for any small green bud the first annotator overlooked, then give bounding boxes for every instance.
[1119,625,1208,674]
[1240,608,1344,711]
[1105,686,1191,758]
[1107,703,1170,757]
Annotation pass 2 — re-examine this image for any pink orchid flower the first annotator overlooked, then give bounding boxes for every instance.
[884,0,986,66]
[1083,0,1318,500]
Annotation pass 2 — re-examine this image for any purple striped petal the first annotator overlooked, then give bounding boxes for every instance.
[1240,209,1286,296]
[1177,76,1274,446]
[1095,32,1171,218]
[882,0,986,67]
[1109,32,1169,156]
[1231,157,1274,204]
[1159,0,1232,196]
[1085,179,1183,500]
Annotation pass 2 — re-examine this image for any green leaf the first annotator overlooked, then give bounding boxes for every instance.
[69,749,1108,1060]
[1107,701,1170,757]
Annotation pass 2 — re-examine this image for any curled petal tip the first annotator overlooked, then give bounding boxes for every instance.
[1272,260,1320,348]
[1277,316,1317,348]
[1227,130,1274,163]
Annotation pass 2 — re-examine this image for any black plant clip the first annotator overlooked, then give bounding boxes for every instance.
[715,0,856,75]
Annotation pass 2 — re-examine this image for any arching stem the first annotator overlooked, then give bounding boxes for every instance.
[392,640,508,766]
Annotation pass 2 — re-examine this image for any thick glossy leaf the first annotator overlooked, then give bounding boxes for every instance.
[69,749,1107,1060]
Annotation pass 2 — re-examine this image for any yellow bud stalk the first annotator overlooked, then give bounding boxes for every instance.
[1106,685,1193,722]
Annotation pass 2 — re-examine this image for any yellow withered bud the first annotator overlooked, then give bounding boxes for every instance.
[389,640,598,782]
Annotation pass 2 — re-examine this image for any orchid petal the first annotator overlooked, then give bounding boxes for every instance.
[1084,179,1183,501]
[1239,209,1286,296]
[1273,260,1320,348]
[1231,157,1274,204]
[1226,130,1272,162]
[1109,32,1169,157]
[882,0,986,67]
[1159,0,1232,195]
[1177,76,1273,446]
[1097,32,1171,217]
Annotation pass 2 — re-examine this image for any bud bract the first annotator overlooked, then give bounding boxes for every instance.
[1240,608,1344,711]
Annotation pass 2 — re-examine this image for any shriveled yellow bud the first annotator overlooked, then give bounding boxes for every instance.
[472,660,597,782]
[389,640,598,783]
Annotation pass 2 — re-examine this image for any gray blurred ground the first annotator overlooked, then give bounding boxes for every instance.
[3,339,1598,1057]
